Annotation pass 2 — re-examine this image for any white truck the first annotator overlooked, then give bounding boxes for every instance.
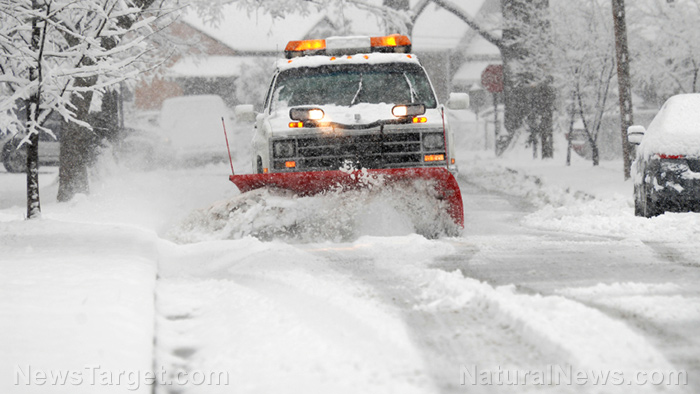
[230,34,468,228]
[249,34,468,175]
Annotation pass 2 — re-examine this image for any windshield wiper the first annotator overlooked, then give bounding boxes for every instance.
[404,72,418,103]
[351,74,363,105]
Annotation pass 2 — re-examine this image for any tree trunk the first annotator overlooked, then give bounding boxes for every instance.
[534,82,554,158]
[611,0,634,179]
[26,0,42,219]
[57,76,97,202]
[566,93,575,166]
[590,138,600,166]
[93,89,122,146]
[26,123,41,218]
[500,0,554,156]
[57,0,157,202]
[499,4,528,153]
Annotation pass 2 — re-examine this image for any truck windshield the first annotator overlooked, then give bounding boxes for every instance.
[272,63,437,110]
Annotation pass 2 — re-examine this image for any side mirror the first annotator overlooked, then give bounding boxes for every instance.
[627,125,645,145]
[446,93,470,110]
[234,104,256,123]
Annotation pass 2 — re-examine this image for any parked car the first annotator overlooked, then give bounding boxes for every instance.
[628,93,700,217]
[1,119,62,173]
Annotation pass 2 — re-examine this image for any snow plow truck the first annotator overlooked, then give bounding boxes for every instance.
[228,34,468,228]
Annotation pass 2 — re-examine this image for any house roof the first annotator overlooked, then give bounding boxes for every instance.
[168,56,275,78]
[182,5,325,54]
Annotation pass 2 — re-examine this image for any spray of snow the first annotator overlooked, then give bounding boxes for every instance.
[168,175,460,243]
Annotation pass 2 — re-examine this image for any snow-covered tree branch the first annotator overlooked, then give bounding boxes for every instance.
[0,0,162,216]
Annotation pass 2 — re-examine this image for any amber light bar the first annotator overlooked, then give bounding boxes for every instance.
[285,39,325,52]
[370,34,411,48]
[285,34,412,58]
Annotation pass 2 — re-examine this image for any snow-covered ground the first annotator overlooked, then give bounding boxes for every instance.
[464,143,700,264]
[1,131,699,393]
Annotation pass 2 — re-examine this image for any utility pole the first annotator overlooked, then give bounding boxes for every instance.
[612,0,634,180]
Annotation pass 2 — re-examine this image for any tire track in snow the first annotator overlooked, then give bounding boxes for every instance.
[154,239,437,393]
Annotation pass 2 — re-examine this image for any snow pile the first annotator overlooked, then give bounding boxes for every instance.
[169,180,460,243]
[525,200,700,243]
[459,155,594,209]
[414,269,677,392]
[558,282,700,324]
[460,153,700,260]
[0,220,158,394]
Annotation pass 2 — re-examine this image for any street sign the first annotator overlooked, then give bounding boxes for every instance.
[481,64,504,93]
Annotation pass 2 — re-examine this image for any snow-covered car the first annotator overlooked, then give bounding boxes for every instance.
[250,34,468,175]
[628,93,700,217]
[1,121,61,173]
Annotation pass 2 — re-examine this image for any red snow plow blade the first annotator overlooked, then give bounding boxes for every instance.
[229,167,463,227]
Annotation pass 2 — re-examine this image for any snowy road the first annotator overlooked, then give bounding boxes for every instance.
[154,170,699,393]
[2,155,698,393]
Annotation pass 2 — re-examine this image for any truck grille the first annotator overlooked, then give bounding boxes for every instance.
[272,130,445,171]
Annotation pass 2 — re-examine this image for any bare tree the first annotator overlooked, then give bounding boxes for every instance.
[629,0,700,102]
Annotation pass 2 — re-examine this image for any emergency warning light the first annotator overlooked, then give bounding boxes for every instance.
[285,34,412,59]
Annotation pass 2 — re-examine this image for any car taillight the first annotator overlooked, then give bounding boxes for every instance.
[658,154,685,159]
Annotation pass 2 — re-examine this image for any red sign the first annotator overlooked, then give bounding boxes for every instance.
[481,64,504,93]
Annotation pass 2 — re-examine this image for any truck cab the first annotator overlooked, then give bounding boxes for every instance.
[251,34,466,175]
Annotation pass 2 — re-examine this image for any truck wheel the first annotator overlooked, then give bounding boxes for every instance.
[2,142,27,173]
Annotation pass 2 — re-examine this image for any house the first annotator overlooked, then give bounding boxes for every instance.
[133,20,238,110]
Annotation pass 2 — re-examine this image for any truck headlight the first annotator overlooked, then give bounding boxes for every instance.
[273,140,296,158]
[290,107,324,121]
[392,103,426,118]
[423,133,444,150]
